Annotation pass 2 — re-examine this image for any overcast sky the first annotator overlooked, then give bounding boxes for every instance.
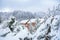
[0,0,60,12]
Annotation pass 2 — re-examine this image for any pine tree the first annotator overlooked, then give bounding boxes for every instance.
[0,16,2,23]
[8,17,15,32]
[45,24,51,40]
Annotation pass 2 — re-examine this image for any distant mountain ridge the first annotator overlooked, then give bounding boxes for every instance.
[0,10,46,21]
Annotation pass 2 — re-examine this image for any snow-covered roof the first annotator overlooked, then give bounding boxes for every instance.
[20,20,28,23]
[20,18,44,23]
[29,19,36,23]
[39,19,44,23]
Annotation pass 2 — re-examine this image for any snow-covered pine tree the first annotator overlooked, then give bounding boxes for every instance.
[57,4,60,11]
[0,15,2,23]
[29,19,34,34]
[8,16,15,32]
[34,18,41,30]
[48,8,51,17]
[44,24,51,40]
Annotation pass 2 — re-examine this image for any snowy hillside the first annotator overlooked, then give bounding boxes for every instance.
[0,15,60,40]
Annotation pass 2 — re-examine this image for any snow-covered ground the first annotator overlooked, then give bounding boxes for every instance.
[0,15,60,40]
